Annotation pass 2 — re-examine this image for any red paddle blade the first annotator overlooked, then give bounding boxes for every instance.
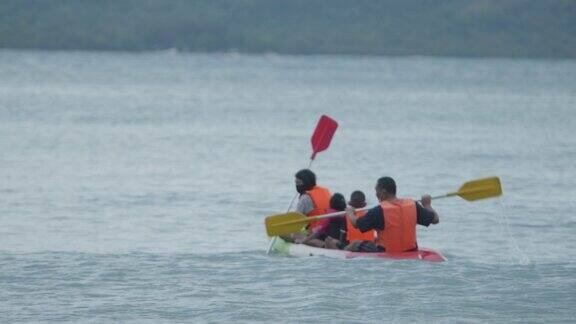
[310,115,338,160]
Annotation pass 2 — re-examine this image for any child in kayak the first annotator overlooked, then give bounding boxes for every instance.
[295,193,347,248]
[324,190,380,251]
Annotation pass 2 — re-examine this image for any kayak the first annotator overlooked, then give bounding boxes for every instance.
[270,237,447,262]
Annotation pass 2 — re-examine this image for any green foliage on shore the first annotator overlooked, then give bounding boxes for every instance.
[1,0,575,58]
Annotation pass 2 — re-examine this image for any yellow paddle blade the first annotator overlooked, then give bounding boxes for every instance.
[265,212,308,237]
[455,176,502,201]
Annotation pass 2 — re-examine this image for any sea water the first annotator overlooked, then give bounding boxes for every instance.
[0,50,575,323]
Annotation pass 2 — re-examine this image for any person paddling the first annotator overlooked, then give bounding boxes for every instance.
[345,177,439,252]
[283,169,332,242]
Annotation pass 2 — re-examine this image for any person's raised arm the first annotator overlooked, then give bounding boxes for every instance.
[421,194,439,224]
[345,206,358,228]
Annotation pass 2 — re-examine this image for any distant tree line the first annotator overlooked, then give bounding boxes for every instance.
[0,0,575,58]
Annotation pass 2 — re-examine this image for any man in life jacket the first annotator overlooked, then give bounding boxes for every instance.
[283,169,332,242]
[345,177,439,252]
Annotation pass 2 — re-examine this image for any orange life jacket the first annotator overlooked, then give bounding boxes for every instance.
[375,199,417,252]
[346,210,375,242]
[305,186,331,231]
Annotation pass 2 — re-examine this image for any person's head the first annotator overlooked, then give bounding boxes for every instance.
[295,169,316,194]
[375,176,396,201]
[330,193,347,211]
[348,190,367,208]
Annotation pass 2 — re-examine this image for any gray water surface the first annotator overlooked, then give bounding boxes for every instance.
[1,50,575,323]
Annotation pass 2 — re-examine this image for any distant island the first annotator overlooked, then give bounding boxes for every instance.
[1,0,575,59]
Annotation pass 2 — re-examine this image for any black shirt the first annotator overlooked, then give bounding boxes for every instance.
[355,202,436,233]
[325,217,347,241]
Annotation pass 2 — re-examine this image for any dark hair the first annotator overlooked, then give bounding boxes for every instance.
[349,190,366,208]
[376,177,396,195]
[350,190,365,202]
[295,169,316,191]
[330,193,347,211]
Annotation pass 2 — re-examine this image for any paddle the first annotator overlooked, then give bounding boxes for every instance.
[309,115,339,161]
[265,115,339,253]
[284,115,339,210]
[265,209,367,237]
[431,176,502,201]
[265,176,503,237]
